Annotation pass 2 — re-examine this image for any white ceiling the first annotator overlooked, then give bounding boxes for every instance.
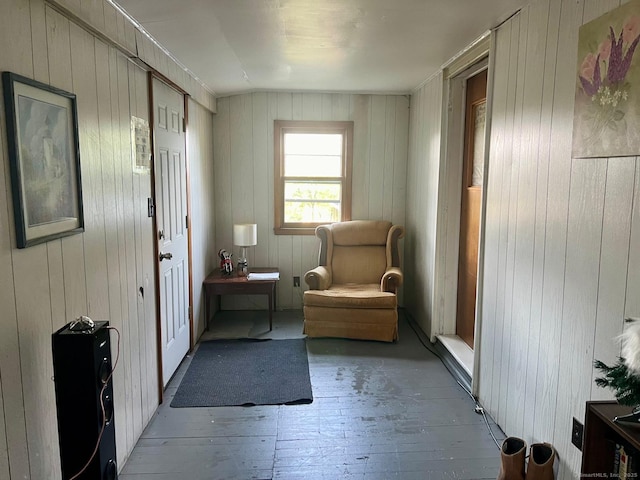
[114,0,524,97]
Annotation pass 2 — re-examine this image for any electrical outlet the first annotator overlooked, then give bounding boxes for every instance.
[293,276,300,287]
[571,417,583,450]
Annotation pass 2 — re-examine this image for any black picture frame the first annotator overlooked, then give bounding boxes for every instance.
[2,72,84,248]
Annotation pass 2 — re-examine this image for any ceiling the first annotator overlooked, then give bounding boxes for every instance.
[113,0,524,97]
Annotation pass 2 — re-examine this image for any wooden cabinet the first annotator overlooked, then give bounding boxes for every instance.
[582,401,640,475]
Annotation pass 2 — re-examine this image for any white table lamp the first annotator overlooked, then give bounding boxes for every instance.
[233,224,257,276]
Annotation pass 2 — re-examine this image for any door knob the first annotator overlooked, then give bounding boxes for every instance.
[159,252,173,261]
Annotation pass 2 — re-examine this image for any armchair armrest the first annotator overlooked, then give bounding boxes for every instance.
[381,267,403,293]
[305,266,332,290]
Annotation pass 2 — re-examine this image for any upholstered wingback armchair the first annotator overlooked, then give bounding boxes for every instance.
[303,220,405,342]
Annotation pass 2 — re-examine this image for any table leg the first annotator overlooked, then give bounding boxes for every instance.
[268,289,273,331]
[216,295,222,320]
[204,287,209,331]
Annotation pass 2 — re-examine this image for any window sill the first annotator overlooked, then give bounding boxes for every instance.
[274,227,318,236]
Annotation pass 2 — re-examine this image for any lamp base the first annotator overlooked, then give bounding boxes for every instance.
[237,259,248,277]
[236,246,249,276]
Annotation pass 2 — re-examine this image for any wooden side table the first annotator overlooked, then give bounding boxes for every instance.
[203,267,279,331]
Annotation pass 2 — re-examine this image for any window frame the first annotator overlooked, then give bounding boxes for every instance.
[274,120,353,235]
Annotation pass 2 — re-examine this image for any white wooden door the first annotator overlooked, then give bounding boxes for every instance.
[153,78,189,386]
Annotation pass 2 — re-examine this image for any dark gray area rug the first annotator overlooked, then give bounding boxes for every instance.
[171,338,313,407]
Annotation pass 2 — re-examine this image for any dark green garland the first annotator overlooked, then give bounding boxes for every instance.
[595,357,640,406]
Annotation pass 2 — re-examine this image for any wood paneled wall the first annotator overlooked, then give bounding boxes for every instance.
[0,1,215,478]
[212,92,409,310]
[405,74,444,338]
[477,0,639,478]
[188,98,216,337]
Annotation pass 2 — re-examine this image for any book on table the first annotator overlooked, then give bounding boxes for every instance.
[247,272,280,281]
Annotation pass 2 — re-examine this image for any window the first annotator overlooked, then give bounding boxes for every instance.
[274,120,353,235]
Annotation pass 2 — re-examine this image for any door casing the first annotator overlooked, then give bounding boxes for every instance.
[432,31,496,395]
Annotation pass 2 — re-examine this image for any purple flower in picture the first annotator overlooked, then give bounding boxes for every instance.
[579,53,602,96]
[607,25,640,84]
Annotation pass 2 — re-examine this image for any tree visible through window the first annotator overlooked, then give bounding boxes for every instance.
[274,121,353,235]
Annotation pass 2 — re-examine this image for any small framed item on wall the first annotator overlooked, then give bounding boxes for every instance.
[2,72,84,248]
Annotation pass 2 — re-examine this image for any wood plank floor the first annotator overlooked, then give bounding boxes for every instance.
[120,310,505,479]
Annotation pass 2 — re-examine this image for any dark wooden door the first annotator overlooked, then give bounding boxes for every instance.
[456,69,487,349]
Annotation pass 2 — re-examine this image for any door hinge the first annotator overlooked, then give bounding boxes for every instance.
[183,117,186,133]
[188,305,193,320]
[147,197,155,217]
[185,215,189,229]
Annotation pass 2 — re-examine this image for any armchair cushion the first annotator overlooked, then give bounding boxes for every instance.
[332,246,387,284]
[304,285,397,309]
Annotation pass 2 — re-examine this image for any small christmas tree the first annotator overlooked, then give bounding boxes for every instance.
[595,320,640,409]
[594,357,640,406]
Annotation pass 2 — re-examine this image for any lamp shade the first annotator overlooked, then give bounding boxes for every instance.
[233,224,257,247]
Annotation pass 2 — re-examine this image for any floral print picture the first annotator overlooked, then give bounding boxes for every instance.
[573,0,640,158]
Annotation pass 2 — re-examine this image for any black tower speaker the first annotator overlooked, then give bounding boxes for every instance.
[52,321,118,480]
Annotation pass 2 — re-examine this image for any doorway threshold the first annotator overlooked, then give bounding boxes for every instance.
[435,334,474,390]
[403,312,474,393]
